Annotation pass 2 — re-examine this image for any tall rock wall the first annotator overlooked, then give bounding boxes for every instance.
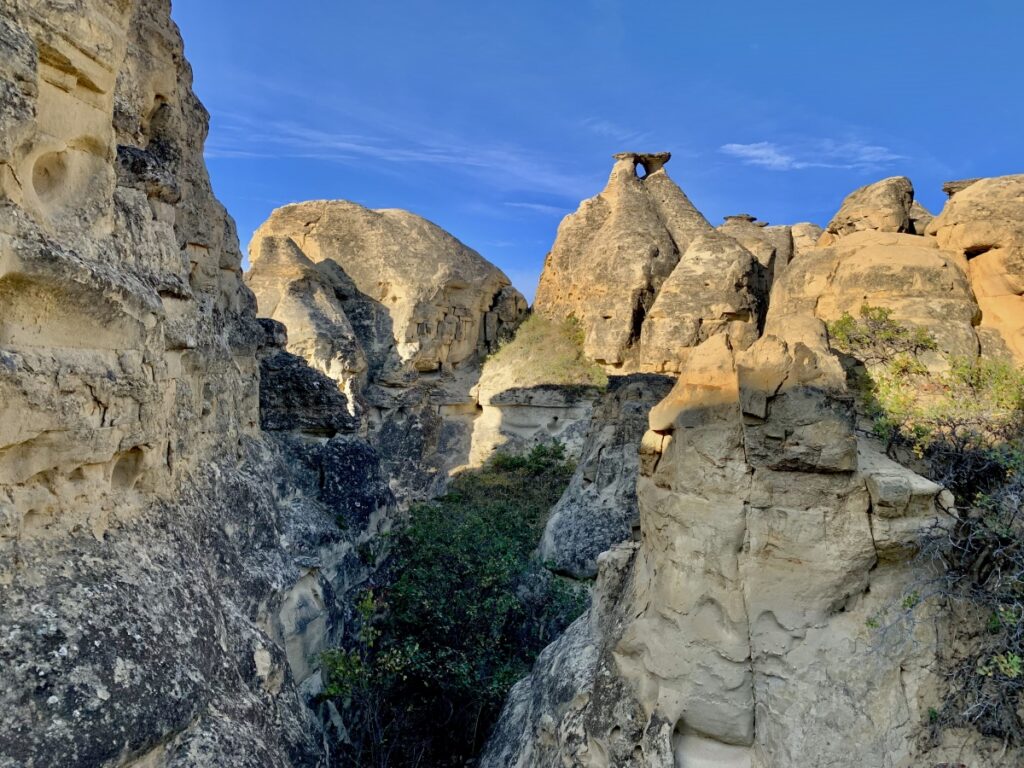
[0,4,392,766]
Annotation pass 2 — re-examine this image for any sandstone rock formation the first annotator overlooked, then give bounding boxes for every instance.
[3,1,1023,762]
[534,153,765,372]
[930,174,1024,361]
[820,175,915,244]
[0,4,392,765]
[247,200,528,500]
[469,315,607,464]
[639,232,764,372]
[483,171,1023,767]
[718,213,794,286]
[249,200,526,378]
[790,221,824,257]
[482,319,955,768]
[538,374,673,579]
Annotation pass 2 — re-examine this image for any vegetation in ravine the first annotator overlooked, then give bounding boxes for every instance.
[828,304,1024,746]
[321,443,587,767]
[482,313,608,392]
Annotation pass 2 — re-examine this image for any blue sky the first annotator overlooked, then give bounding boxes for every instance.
[172,1,1023,301]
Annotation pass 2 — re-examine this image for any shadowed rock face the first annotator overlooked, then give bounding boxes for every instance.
[246,200,529,502]
[534,153,765,372]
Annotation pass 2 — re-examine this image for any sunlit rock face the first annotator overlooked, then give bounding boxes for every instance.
[249,199,526,380]
[930,174,1024,362]
[246,199,528,500]
[482,170,1024,767]
[534,152,765,372]
[0,3,393,765]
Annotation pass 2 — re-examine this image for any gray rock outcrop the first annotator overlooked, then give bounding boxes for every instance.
[0,4,392,766]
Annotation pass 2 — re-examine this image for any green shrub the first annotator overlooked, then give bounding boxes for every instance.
[322,443,586,767]
[829,305,1024,745]
[482,313,608,392]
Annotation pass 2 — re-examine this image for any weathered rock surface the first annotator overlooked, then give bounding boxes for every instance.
[468,314,608,465]
[245,237,367,402]
[790,221,824,258]
[538,374,673,579]
[775,230,981,361]
[534,153,770,373]
[247,200,528,501]
[483,331,949,768]
[249,200,526,377]
[718,214,794,286]
[0,4,392,766]
[930,174,1024,361]
[909,199,934,235]
[483,173,1024,767]
[820,175,915,243]
[534,152,715,368]
[640,232,765,372]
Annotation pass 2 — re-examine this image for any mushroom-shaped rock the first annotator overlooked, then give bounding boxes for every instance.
[534,152,714,367]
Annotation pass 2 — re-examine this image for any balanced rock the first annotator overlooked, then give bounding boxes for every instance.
[820,175,915,243]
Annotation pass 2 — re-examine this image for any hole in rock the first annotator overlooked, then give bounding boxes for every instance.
[32,151,68,204]
[111,448,145,490]
[635,161,648,179]
[964,244,996,259]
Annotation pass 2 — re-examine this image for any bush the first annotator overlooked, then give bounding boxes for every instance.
[322,443,587,767]
[481,313,608,392]
[828,305,1024,745]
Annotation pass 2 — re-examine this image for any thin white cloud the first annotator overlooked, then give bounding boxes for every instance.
[720,139,905,171]
[504,201,567,215]
[205,110,598,200]
[580,117,651,146]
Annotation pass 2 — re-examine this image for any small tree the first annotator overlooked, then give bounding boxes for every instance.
[322,443,587,767]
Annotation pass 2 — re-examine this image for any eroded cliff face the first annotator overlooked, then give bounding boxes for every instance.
[0,4,392,765]
[246,200,528,500]
[483,168,1024,767]
[2,3,1022,763]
